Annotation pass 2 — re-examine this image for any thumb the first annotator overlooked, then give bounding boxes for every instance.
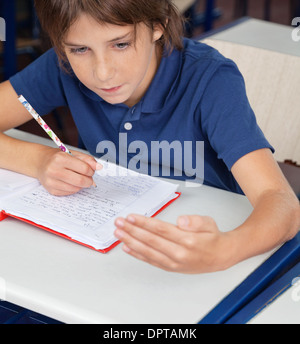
[177,215,218,233]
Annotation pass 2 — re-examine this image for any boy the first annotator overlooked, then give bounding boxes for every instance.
[0,0,299,273]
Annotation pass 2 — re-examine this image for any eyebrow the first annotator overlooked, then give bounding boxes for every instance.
[64,31,133,47]
[107,31,133,43]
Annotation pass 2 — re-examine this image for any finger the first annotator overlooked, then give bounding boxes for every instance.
[122,244,179,272]
[48,164,96,189]
[115,217,182,259]
[122,214,189,245]
[116,226,183,272]
[69,154,101,187]
[48,151,97,179]
[177,215,218,233]
[62,168,96,188]
[44,179,82,196]
[66,157,96,178]
[72,152,103,172]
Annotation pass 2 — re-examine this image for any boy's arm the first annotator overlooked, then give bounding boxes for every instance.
[0,81,100,195]
[113,148,300,273]
[228,148,300,263]
[0,80,45,176]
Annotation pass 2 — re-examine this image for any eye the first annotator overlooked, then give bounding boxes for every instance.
[115,42,131,50]
[70,47,89,54]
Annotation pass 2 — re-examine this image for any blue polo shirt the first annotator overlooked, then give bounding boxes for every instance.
[10,38,273,194]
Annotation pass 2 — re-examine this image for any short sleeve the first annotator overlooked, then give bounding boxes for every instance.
[9,48,67,116]
[200,59,274,170]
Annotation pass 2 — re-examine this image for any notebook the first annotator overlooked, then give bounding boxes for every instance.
[0,160,180,253]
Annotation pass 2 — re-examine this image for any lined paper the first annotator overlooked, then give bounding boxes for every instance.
[2,161,178,250]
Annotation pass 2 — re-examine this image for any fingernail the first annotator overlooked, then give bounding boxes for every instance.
[126,215,135,224]
[178,216,189,228]
[123,244,130,253]
[96,163,103,170]
[115,218,125,228]
[114,229,124,238]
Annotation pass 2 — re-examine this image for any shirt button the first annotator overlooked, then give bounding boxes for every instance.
[124,122,133,131]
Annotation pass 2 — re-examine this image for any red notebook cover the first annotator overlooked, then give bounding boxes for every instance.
[0,192,181,253]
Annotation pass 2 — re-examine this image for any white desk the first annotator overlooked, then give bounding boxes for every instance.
[205,18,300,57]
[0,129,279,324]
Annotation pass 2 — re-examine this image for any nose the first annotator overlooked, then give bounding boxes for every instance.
[93,55,115,82]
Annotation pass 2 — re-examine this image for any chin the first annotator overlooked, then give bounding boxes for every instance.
[104,98,128,105]
[102,94,132,105]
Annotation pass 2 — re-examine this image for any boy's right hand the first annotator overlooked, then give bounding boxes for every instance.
[36,147,102,196]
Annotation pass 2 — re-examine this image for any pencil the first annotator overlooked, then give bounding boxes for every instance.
[18,95,97,188]
[18,95,72,154]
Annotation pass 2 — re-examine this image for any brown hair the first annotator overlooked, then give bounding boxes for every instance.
[34,0,185,63]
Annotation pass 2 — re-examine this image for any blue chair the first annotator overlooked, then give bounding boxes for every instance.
[234,0,272,20]
[0,1,74,145]
[234,0,300,21]
[291,0,300,17]
[184,0,222,37]
[0,0,41,80]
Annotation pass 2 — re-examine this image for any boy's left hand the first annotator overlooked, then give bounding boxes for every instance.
[114,214,232,274]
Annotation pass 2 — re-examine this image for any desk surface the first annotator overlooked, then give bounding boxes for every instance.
[0,129,278,324]
[206,18,300,57]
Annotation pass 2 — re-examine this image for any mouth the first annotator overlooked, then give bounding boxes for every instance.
[100,85,123,93]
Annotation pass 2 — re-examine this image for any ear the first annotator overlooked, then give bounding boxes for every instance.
[152,22,166,42]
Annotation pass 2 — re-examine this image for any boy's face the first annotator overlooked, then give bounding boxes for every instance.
[63,14,164,107]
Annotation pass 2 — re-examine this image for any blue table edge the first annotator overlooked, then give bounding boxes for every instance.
[225,261,300,324]
[198,232,300,324]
